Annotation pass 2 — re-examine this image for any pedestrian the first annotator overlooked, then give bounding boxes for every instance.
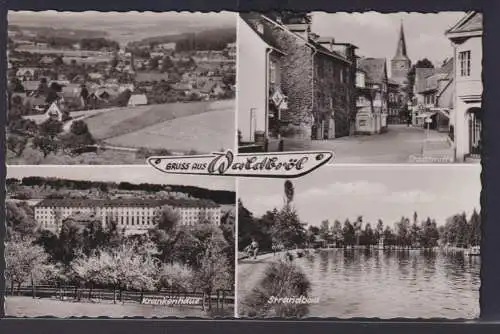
[250,239,259,259]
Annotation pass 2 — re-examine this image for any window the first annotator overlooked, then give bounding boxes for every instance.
[269,61,276,84]
[459,51,471,77]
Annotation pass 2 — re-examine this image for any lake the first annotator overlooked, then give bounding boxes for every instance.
[295,249,480,319]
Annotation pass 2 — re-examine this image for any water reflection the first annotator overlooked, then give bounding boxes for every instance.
[296,249,480,318]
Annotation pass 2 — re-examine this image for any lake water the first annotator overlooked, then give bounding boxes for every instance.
[295,249,480,319]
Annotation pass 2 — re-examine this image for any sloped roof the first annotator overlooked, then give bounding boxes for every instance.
[357,58,387,84]
[415,67,435,93]
[128,94,148,105]
[239,12,285,55]
[446,11,483,35]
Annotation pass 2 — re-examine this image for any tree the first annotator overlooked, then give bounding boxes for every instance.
[37,77,49,96]
[6,134,28,157]
[159,262,195,291]
[32,135,59,158]
[284,180,295,206]
[342,219,355,246]
[5,238,51,294]
[61,120,95,153]
[6,201,38,240]
[406,58,435,98]
[39,118,63,138]
[193,240,233,309]
[160,55,174,73]
[113,88,132,107]
[469,209,481,246]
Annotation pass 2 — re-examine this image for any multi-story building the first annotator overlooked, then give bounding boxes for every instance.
[445,11,482,161]
[357,57,389,133]
[34,198,222,235]
[237,12,357,150]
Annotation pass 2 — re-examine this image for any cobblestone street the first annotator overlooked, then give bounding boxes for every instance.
[280,125,455,163]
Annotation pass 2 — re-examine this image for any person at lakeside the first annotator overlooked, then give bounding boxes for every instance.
[249,239,259,259]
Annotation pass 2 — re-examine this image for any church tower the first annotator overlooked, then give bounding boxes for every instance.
[391,20,411,85]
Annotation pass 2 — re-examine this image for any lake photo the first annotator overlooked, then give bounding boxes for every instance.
[237,165,480,319]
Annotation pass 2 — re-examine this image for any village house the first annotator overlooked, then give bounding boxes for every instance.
[17,67,41,81]
[387,79,403,124]
[357,57,389,133]
[414,58,454,133]
[445,11,482,161]
[157,42,177,51]
[127,94,148,106]
[355,68,378,134]
[238,12,357,148]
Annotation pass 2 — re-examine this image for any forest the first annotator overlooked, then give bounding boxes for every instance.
[238,181,481,252]
[7,176,236,205]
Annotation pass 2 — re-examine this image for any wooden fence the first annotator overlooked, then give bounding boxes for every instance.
[4,285,234,311]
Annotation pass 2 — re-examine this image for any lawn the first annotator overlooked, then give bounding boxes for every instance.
[106,105,235,152]
[5,296,232,318]
[85,99,235,149]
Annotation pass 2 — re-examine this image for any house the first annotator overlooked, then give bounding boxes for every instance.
[17,67,40,81]
[355,68,378,134]
[445,11,482,161]
[88,72,104,81]
[134,71,169,83]
[171,83,193,95]
[22,81,41,94]
[414,58,454,132]
[413,67,435,126]
[158,42,176,51]
[44,102,64,122]
[388,79,404,124]
[357,57,389,133]
[237,12,357,147]
[127,94,148,106]
[40,56,55,65]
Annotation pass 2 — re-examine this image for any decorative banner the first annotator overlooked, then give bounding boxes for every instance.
[147,150,334,178]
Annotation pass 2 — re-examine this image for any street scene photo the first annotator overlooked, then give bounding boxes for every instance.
[238,165,480,318]
[4,166,235,318]
[237,11,482,163]
[7,11,236,165]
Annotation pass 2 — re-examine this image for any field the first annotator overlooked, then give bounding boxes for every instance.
[9,99,235,165]
[5,296,224,318]
[86,99,235,153]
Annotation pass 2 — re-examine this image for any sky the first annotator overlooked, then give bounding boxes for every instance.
[239,165,481,228]
[311,11,466,74]
[7,166,235,191]
[8,10,236,44]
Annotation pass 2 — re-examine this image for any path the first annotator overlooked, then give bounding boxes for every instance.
[281,125,454,163]
[238,251,290,302]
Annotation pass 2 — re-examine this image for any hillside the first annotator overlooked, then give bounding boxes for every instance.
[128,27,235,50]
[7,176,236,205]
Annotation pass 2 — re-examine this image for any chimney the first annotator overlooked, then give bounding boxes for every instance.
[317,36,335,52]
[287,23,310,40]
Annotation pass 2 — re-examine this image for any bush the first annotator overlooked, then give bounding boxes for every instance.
[240,260,311,318]
[159,263,195,292]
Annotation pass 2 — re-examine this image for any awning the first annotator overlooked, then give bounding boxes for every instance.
[416,111,437,119]
[430,107,451,119]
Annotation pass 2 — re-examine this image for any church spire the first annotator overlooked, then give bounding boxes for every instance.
[395,20,408,59]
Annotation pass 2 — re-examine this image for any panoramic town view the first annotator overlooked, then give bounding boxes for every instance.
[5,166,235,317]
[237,11,482,164]
[6,11,236,165]
[238,166,480,318]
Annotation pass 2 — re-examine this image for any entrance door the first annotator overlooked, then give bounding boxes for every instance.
[468,108,482,156]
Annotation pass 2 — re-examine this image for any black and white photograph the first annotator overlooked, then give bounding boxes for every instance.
[237,11,482,164]
[4,166,235,318]
[6,11,236,165]
[237,165,480,318]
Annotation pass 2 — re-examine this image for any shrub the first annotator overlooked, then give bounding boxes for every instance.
[240,260,311,318]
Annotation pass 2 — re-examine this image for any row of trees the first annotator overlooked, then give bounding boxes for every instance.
[239,180,481,252]
[5,200,235,307]
[7,177,236,205]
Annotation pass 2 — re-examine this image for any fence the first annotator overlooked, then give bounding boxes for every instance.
[4,285,234,311]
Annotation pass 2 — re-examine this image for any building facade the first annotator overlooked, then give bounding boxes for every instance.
[446,11,483,161]
[237,12,357,148]
[357,57,389,133]
[34,198,222,235]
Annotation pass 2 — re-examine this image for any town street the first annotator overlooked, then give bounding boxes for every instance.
[281,125,454,163]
